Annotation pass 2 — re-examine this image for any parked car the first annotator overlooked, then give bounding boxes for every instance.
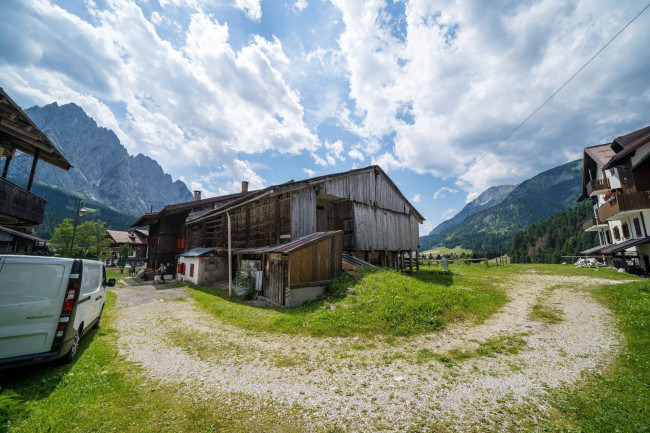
[0,256,115,369]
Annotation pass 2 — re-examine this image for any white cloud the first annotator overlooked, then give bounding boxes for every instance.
[303,167,316,177]
[329,0,650,197]
[442,208,457,219]
[372,152,401,172]
[348,148,364,161]
[411,193,421,203]
[235,0,262,21]
[432,186,458,200]
[0,1,321,194]
[292,0,307,14]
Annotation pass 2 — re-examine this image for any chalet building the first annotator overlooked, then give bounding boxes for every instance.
[0,226,49,255]
[578,125,650,272]
[131,186,255,274]
[105,229,149,267]
[0,87,72,239]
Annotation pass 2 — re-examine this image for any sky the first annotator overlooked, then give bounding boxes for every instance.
[1,0,649,235]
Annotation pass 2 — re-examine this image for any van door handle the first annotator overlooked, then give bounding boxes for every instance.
[95,295,103,301]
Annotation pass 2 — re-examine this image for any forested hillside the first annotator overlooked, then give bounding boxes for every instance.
[31,182,135,239]
[508,201,598,263]
[420,160,583,253]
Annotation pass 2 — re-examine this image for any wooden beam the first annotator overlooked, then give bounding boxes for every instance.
[416,250,419,272]
[2,145,14,178]
[0,119,55,154]
[27,149,39,191]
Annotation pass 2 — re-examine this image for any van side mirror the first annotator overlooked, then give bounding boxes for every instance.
[107,278,116,287]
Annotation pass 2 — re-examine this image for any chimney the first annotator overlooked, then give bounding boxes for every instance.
[194,190,202,201]
[241,181,249,193]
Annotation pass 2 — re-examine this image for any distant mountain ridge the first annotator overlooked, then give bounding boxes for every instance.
[420,160,583,252]
[429,184,515,235]
[8,102,192,216]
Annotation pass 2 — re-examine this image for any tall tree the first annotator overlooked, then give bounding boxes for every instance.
[50,219,111,260]
[117,244,132,273]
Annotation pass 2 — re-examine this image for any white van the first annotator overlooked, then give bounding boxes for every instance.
[0,256,115,369]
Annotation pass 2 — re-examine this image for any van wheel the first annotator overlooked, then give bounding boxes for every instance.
[93,307,104,329]
[63,329,81,364]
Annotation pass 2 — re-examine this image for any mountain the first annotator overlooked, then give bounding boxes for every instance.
[508,201,597,263]
[30,181,135,239]
[429,184,515,235]
[8,102,192,216]
[419,160,583,252]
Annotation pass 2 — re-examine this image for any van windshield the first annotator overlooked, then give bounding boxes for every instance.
[0,263,65,305]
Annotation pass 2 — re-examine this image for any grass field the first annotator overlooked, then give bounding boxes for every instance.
[421,245,473,257]
[190,265,507,337]
[1,264,647,432]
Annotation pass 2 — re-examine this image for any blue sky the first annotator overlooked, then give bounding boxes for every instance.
[1,0,649,235]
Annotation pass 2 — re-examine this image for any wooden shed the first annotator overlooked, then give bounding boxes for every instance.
[236,231,343,307]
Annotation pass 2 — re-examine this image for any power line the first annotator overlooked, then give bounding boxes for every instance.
[453,2,650,181]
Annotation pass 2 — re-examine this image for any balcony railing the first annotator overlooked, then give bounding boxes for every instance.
[586,177,611,196]
[581,216,608,231]
[0,177,46,227]
[598,191,650,221]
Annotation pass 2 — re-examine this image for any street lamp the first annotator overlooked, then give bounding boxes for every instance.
[69,198,87,256]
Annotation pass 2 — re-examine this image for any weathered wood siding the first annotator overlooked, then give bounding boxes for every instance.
[263,253,287,305]
[353,203,419,251]
[290,188,316,239]
[318,168,411,215]
[189,195,291,250]
[289,232,343,287]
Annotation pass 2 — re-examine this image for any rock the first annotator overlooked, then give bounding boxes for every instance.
[561,262,567,265]
[618,268,625,273]
[328,304,338,311]
[346,288,357,295]
[10,102,193,217]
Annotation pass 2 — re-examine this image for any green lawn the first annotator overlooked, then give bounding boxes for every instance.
[190,265,507,337]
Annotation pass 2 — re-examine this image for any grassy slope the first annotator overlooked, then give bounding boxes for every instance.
[421,245,473,256]
[190,266,507,337]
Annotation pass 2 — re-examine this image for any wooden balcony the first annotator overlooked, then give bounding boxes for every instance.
[0,176,46,227]
[581,217,608,231]
[586,177,611,196]
[598,191,650,221]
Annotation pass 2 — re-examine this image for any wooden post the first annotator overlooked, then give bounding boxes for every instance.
[26,149,40,191]
[401,251,405,271]
[227,211,232,298]
[364,251,370,263]
[409,251,413,273]
[416,251,420,272]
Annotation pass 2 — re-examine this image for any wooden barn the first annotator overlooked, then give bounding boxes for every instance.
[131,186,255,276]
[186,165,424,269]
[234,231,343,307]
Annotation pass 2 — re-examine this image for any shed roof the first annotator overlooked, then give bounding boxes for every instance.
[0,88,72,171]
[0,225,47,243]
[180,247,216,257]
[235,231,342,255]
[188,165,424,224]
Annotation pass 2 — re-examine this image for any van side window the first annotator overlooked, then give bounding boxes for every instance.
[81,264,101,295]
[102,266,107,287]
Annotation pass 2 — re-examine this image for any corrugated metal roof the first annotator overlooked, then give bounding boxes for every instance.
[235,231,342,255]
[599,237,650,254]
[180,247,216,257]
[579,244,608,255]
[342,252,379,270]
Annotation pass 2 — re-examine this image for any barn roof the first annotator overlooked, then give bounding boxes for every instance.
[131,190,256,227]
[235,231,342,255]
[188,165,424,224]
[0,87,72,171]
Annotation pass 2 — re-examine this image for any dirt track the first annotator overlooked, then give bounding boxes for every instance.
[112,272,622,432]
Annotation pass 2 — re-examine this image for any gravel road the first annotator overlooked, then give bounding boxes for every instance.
[112,272,622,432]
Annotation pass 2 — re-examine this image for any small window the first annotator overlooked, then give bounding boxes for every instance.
[634,218,643,237]
[613,227,621,241]
[190,264,194,278]
[622,223,630,239]
[606,230,612,244]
